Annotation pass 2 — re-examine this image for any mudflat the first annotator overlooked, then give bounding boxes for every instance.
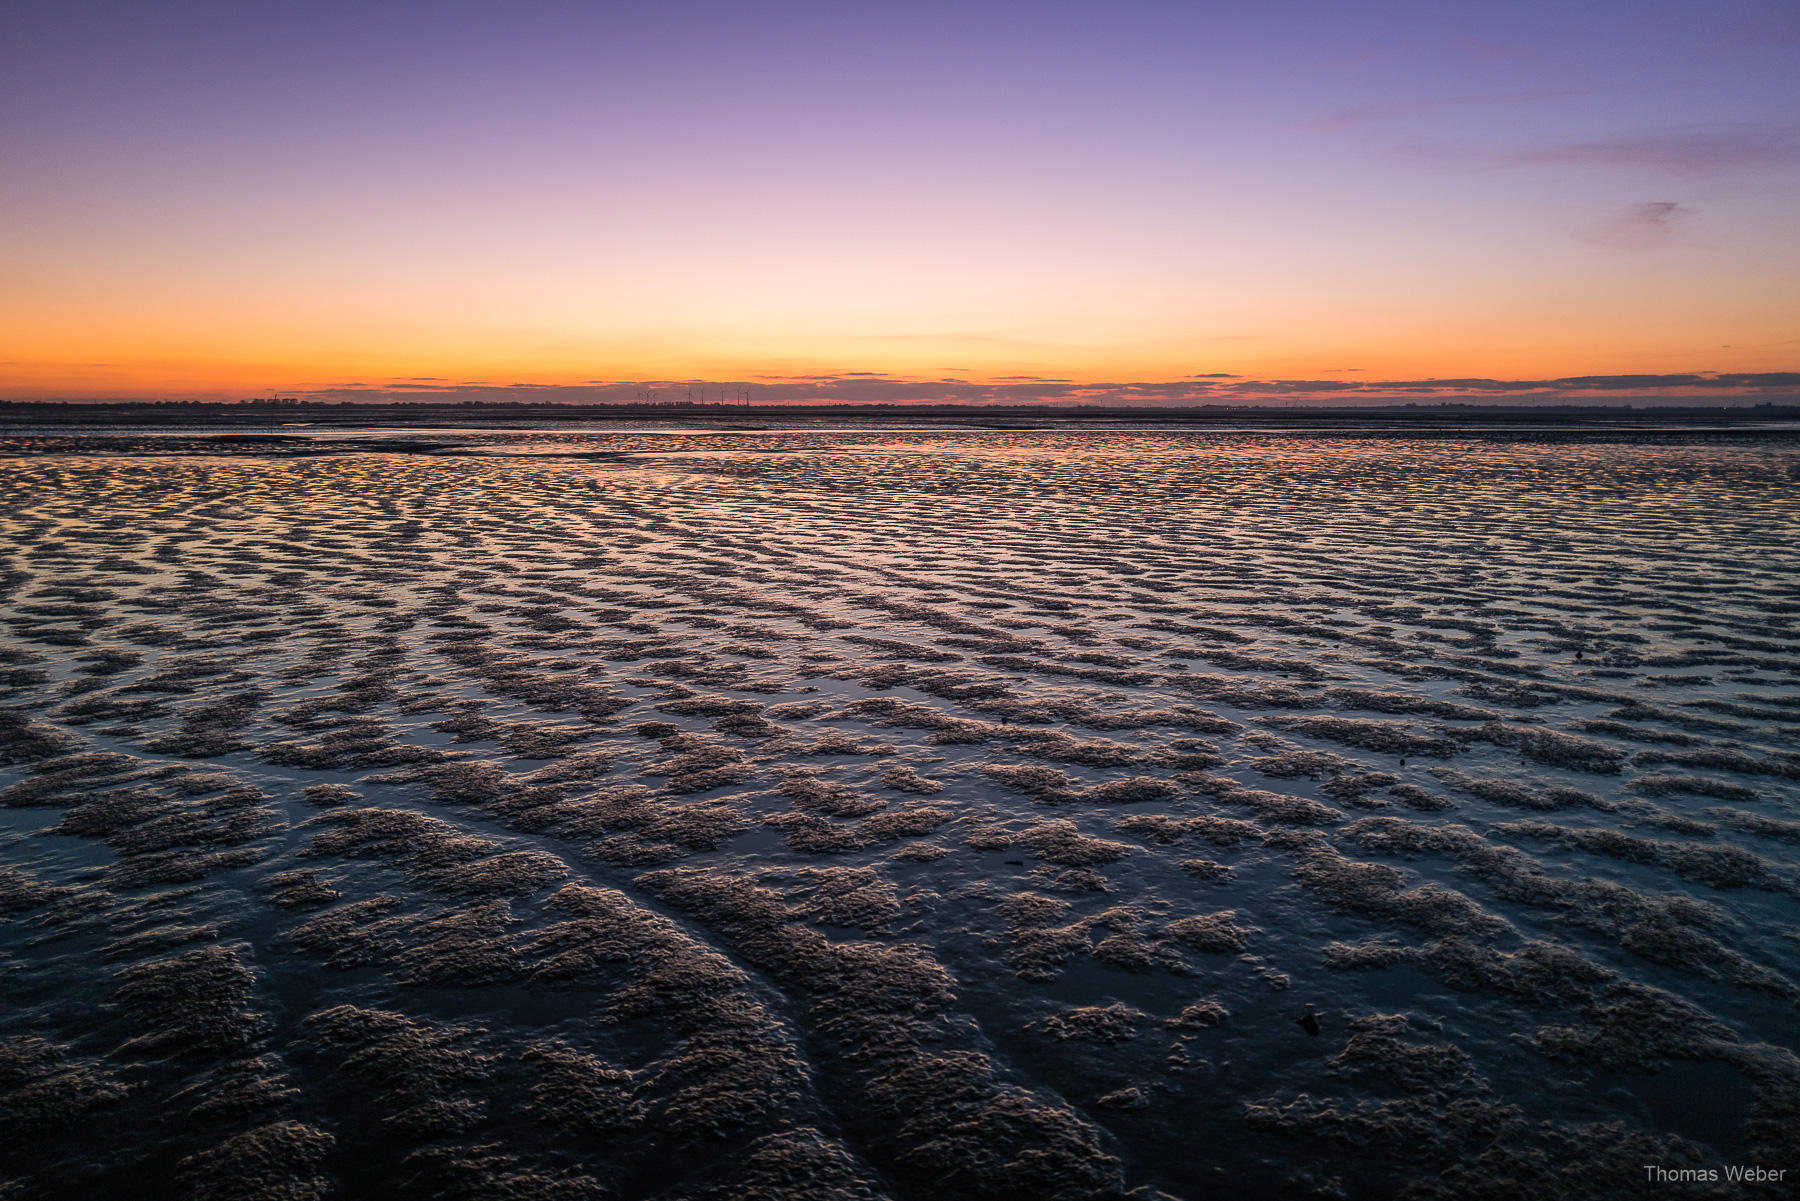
[2,427,1796,1199]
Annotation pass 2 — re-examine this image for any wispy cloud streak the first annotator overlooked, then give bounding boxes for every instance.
[254,371,1800,408]
[1316,89,1587,131]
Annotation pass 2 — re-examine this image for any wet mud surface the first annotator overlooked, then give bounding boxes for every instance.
[2,428,1797,1199]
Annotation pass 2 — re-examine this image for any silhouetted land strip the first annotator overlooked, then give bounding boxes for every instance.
[1,400,1796,431]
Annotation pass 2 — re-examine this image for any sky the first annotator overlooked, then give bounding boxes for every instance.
[2,0,1797,405]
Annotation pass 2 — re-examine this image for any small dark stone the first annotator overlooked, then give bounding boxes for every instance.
[1298,1012,1322,1037]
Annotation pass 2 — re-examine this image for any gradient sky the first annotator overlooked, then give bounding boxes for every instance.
[3,0,1797,402]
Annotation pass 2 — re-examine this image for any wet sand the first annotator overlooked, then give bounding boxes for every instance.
[2,428,1796,1199]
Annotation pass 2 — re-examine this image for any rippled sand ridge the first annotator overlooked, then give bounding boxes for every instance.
[2,428,1797,1200]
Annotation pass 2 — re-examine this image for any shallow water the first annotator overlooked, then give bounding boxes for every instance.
[1,429,1796,1200]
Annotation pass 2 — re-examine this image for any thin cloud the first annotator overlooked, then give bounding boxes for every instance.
[1459,40,1528,59]
[1575,201,1694,251]
[1317,89,1584,131]
[1509,124,1800,173]
[226,370,1798,410]
[1397,123,1800,176]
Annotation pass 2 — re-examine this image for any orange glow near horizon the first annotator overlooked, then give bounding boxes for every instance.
[5,310,1795,402]
[6,246,1797,402]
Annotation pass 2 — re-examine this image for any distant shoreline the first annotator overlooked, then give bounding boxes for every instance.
[1,399,1797,432]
